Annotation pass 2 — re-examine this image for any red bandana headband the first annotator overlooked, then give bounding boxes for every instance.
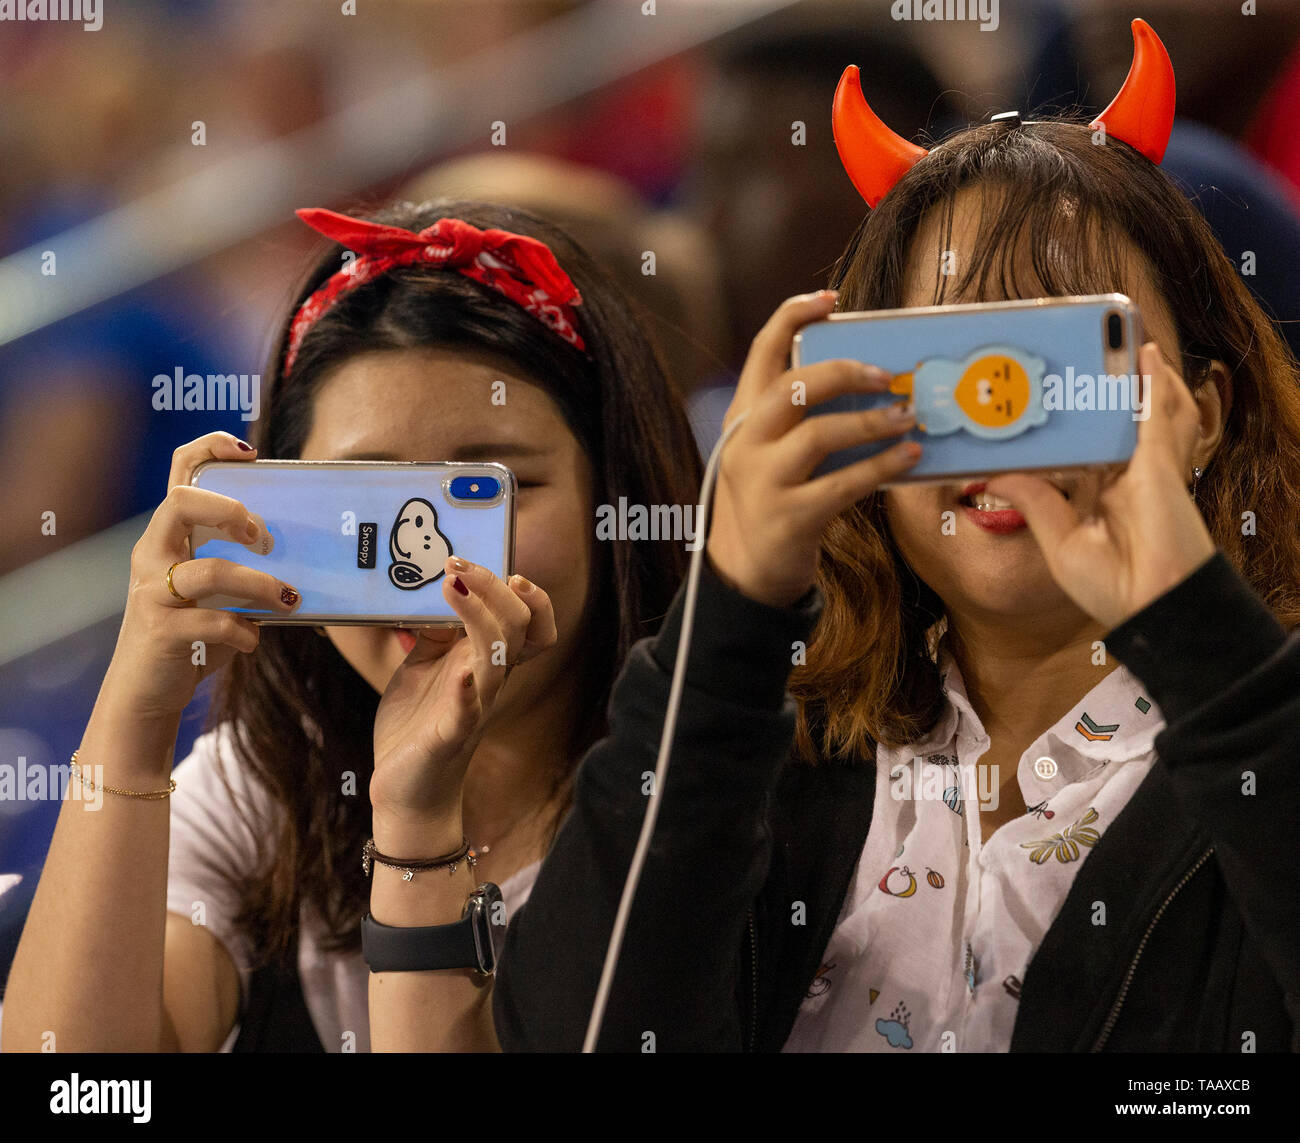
[284,207,586,374]
[832,18,1176,208]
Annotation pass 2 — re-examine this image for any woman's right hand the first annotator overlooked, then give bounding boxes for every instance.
[707,291,922,608]
[104,432,301,722]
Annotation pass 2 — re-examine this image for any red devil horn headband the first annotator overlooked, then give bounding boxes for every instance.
[833,18,1176,209]
[1087,18,1176,163]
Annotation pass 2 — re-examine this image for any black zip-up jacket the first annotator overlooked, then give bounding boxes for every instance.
[493,552,1300,1052]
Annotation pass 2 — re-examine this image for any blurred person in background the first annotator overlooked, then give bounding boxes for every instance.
[1030,0,1300,359]
[401,152,726,397]
[0,20,206,574]
[680,7,961,453]
[686,12,957,377]
[0,9,331,576]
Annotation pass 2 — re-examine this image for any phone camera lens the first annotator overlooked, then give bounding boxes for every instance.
[449,475,501,501]
[1106,312,1125,350]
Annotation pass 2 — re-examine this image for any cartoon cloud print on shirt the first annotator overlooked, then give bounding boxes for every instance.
[388,497,453,589]
[875,1000,913,1049]
[888,345,1048,440]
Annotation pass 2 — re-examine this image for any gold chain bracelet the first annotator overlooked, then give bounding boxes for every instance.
[70,751,177,801]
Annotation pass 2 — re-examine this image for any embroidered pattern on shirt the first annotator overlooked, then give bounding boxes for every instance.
[1020,806,1102,864]
[878,865,919,897]
[782,647,1161,1054]
[943,783,964,815]
[807,962,837,997]
[1076,712,1120,741]
[926,753,965,815]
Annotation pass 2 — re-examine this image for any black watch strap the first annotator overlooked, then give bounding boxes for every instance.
[361,883,502,974]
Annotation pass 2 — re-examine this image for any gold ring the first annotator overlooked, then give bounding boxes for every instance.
[165,561,191,602]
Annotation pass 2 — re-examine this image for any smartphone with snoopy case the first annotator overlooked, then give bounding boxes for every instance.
[791,294,1144,485]
[188,460,515,625]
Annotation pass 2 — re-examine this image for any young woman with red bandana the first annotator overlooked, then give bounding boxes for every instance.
[3,200,703,1053]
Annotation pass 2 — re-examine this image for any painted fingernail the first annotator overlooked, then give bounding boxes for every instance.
[887,402,915,422]
[448,556,470,573]
[510,574,534,593]
[280,586,300,608]
[462,669,475,689]
[450,576,469,596]
[235,439,254,452]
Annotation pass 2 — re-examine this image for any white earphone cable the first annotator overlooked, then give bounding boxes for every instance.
[581,410,750,1052]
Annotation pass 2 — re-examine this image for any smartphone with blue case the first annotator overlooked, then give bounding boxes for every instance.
[188,460,515,625]
[791,294,1144,485]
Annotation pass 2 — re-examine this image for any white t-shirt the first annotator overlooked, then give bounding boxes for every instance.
[166,725,540,1052]
[783,646,1161,1053]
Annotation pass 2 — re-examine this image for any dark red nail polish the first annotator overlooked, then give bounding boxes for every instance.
[236,439,254,452]
[451,576,469,596]
[280,586,299,607]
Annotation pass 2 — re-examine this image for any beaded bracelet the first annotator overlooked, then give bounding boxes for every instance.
[362,836,477,881]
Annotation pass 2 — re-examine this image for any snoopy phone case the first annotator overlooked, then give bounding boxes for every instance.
[188,460,515,625]
[792,294,1143,484]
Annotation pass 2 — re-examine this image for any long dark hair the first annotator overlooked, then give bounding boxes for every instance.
[791,116,1300,762]
[206,199,703,964]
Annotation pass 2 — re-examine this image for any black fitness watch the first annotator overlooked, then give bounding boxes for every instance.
[361,883,504,975]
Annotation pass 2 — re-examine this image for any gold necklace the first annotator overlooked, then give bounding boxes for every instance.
[469,794,559,859]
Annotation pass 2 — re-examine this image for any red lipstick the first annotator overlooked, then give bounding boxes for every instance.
[959,481,1027,534]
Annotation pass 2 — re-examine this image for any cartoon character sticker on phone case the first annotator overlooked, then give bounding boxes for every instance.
[889,345,1048,440]
[388,497,452,588]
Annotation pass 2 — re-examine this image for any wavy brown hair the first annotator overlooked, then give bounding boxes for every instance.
[792,117,1300,763]
[204,199,703,966]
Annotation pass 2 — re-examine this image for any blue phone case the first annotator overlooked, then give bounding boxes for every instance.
[189,461,515,624]
[791,294,1143,484]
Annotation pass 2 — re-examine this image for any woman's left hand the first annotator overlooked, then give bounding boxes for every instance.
[369,559,556,845]
[985,343,1216,631]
